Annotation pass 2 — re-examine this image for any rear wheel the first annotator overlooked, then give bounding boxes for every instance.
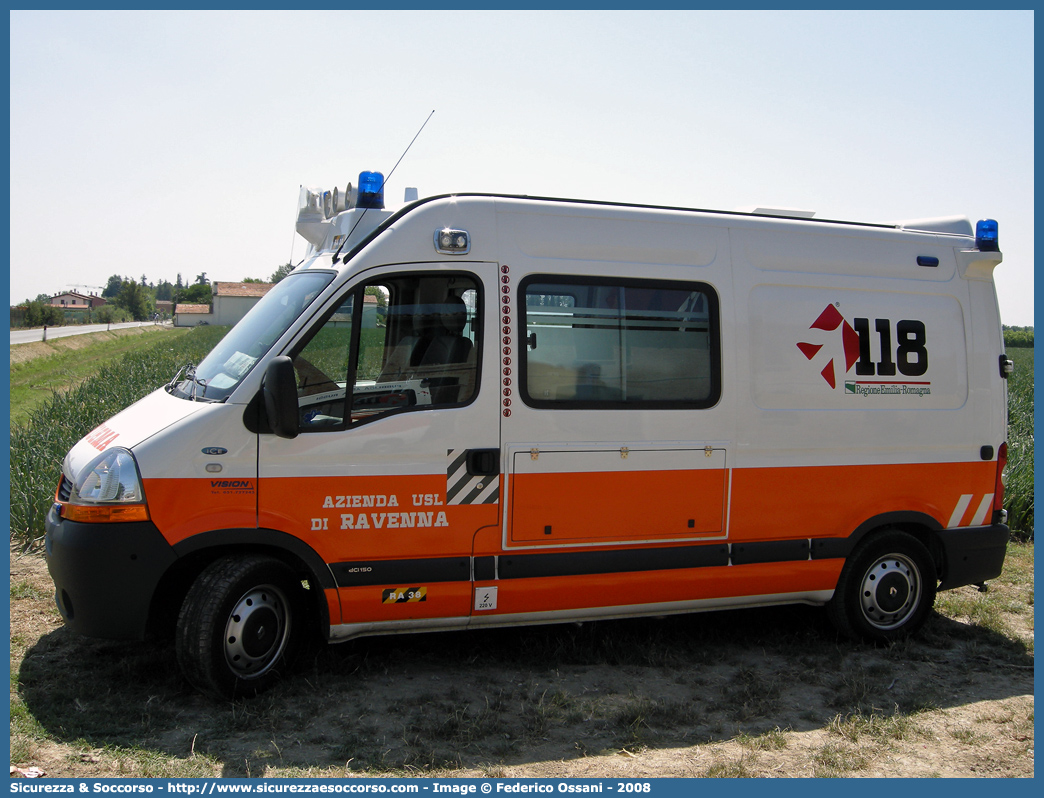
[827,530,937,642]
[176,555,305,699]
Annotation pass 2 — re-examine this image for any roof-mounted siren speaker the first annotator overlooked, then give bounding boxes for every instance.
[333,183,356,213]
[340,183,357,211]
[976,219,999,252]
[295,186,327,247]
[404,187,419,203]
[357,171,385,210]
[297,186,324,223]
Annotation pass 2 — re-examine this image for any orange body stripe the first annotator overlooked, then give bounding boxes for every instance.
[726,461,996,541]
[476,560,843,617]
[509,468,725,543]
[324,587,342,626]
[144,477,256,546]
[144,460,996,631]
[338,583,472,625]
[258,474,498,564]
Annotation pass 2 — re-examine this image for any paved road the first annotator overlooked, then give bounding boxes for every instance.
[10,320,172,346]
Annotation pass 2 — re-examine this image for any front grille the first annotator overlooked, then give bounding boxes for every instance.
[57,476,72,502]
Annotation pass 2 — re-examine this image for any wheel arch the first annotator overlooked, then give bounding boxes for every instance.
[846,511,945,581]
[147,528,335,639]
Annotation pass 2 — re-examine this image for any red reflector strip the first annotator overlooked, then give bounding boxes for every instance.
[994,442,1008,512]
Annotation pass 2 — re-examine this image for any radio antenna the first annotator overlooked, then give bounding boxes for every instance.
[332,109,435,264]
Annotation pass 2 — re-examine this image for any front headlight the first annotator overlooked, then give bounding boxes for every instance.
[59,447,149,523]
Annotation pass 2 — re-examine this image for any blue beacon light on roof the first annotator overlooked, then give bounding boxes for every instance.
[357,171,385,210]
[975,219,999,252]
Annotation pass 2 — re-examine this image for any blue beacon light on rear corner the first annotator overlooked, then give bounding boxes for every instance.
[975,219,999,252]
[357,170,385,210]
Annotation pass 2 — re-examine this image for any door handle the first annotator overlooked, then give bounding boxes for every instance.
[466,448,500,477]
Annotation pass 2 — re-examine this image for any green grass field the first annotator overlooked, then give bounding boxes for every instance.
[9,326,187,427]
[9,326,229,549]
[1004,347,1033,540]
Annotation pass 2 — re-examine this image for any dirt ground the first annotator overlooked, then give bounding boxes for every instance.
[10,549,1034,779]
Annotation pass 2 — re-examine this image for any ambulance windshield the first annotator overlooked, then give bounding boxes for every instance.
[170,270,334,402]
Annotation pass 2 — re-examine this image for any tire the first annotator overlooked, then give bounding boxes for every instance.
[826,530,937,643]
[176,554,305,699]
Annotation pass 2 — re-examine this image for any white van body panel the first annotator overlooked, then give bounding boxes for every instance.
[45,190,1010,694]
[63,388,210,480]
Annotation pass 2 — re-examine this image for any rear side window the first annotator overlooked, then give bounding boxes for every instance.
[520,276,720,408]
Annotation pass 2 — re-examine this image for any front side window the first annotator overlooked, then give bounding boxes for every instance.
[292,272,481,430]
[521,276,720,408]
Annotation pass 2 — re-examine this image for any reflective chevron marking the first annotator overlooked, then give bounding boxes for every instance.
[446,448,500,505]
[948,493,995,528]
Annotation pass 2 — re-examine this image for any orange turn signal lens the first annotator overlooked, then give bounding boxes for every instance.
[59,503,150,524]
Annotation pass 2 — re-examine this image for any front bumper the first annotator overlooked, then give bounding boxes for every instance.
[936,523,1010,590]
[44,502,178,640]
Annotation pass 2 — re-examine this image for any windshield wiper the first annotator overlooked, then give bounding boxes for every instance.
[166,365,188,393]
[187,365,208,401]
[167,363,214,402]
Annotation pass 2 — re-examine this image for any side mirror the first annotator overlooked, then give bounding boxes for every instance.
[263,356,299,439]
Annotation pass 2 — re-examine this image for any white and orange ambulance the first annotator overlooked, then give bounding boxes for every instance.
[45,172,1013,698]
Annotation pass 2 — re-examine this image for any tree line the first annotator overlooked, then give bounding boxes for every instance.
[16,264,295,326]
[1003,326,1034,348]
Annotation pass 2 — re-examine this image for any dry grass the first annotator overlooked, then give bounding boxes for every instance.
[9,543,1033,779]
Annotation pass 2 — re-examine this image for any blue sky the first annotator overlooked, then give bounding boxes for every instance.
[9,9,1035,324]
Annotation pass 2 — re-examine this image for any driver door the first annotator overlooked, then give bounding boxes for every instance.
[257,264,501,633]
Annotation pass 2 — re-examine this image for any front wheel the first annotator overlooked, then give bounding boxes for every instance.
[827,530,937,642]
[176,555,306,699]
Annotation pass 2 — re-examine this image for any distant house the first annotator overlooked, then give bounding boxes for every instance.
[211,282,275,326]
[49,291,106,309]
[155,300,174,318]
[362,293,379,325]
[174,304,213,327]
[173,282,276,328]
